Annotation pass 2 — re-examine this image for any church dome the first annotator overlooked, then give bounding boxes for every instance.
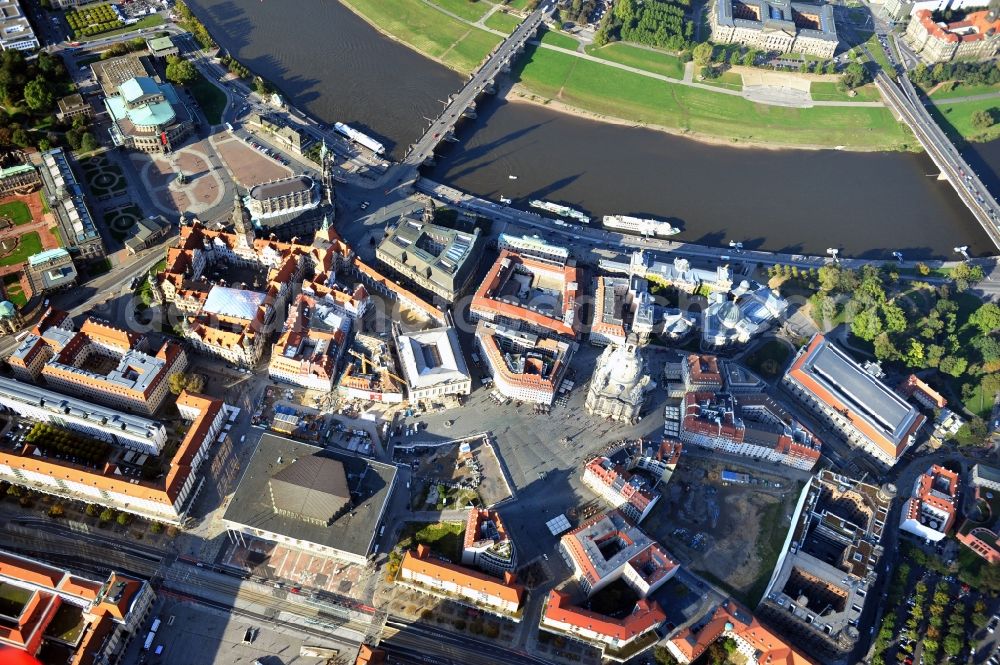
[719,301,741,329]
[605,342,645,388]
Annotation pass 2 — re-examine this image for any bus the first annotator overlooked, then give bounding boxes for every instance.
[150,618,161,633]
[142,631,156,651]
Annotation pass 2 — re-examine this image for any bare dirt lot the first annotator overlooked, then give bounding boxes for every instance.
[642,456,803,606]
[399,435,512,509]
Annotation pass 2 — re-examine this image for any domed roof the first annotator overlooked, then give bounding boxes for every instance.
[719,301,741,328]
[0,300,15,318]
[604,342,645,388]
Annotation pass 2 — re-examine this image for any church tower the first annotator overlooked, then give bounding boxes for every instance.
[232,192,254,248]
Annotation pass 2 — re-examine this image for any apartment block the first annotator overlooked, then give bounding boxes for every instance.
[540,590,665,660]
[0,550,155,663]
[399,544,524,618]
[582,456,661,523]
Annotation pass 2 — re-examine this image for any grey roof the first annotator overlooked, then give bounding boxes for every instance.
[223,434,397,558]
[269,456,350,523]
[715,0,838,41]
[0,376,164,442]
[250,175,314,201]
[798,337,919,445]
[376,217,481,297]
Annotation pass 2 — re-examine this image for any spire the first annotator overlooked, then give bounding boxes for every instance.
[231,190,254,247]
[321,213,331,231]
[320,138,328,165]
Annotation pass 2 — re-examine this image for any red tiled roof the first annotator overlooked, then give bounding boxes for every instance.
[400,547,523,605]
[543,589,665,642]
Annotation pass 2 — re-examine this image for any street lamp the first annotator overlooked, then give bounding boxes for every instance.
[826,248,840,263]
[954,245,970,261]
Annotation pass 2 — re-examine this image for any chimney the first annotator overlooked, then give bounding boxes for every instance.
[416,543,430,558]
[503,571,517,585]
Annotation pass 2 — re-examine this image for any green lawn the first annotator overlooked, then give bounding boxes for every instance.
[0,231,41,267]
[485,10,522,33]
[700,70,743,91]
[79,14,165,42]
[0,200,33,226]
[928,97,1000,143]
[865,34,894,77]
[929,80,1000,100]
[2,274,25,308]
[515,48,913,149]
[186,70,228,125]
[584,42,684,80]
[427,0,492,21]
[344,0,500,73]
[505,0,533,8]
[811,81,881,102]
[539,27,579,50]
[397,521,465,562]
[49,225,63,246]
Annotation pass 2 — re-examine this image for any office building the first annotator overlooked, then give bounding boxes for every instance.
[56,93,93,123]
[393,320,471,401]
[462,509,517,576]
[898,373,947,410]
[582,456,661,523]
[784,334,925,467]
[757,471,890,660]
[899,464,959,541]
[560,510,678,597]
[585,335,654,423]
[710,0,838,57]
[146,35,178,58]
[667,600,813,665]
[0,390,226,523]
[905,8,1000,62]
[376,216,482,302]
[223,434,397,564]
[399,544,525,618]
[474,321,575,405]
[471,249,581,339]
[39,149,105,260]
[0,0,38,51]
[25,248,77,294]
[104,76,194,153]
[0,551,155,664]
[679,391,821,470]
[540,590,665,661]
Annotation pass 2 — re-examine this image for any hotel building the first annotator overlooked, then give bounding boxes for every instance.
[783,334,925,467]
[471,249,581,339]
[474,321,576,405]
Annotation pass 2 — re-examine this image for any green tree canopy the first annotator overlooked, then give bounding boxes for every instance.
[23,78,53,112]
[165,55,197,85]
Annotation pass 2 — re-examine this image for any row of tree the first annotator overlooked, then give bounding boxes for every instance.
[595,0,693,51]
[910,60,1000,89]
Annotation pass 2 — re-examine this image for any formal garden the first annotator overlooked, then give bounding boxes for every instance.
[103,204,142,241]
[79,154,128,199]
[65,3,123,38]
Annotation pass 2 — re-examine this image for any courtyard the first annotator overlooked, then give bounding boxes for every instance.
[79,154,128,200]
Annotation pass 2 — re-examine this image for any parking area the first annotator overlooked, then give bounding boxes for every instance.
[129,597,345,665]
[213,134,292,187]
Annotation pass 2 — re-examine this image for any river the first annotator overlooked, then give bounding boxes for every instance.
[185,0,995,258]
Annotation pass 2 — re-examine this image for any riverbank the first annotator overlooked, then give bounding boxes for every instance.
[336,0,916,151]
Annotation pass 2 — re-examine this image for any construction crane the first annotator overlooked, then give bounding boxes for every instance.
[347,349,406,388]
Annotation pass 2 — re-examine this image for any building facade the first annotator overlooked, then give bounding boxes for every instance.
[905,8,1000,62]
[474,321,575,405]
[899,464,959,541]
[462,508,517,576]
[39,148,105,260]
[399,544,524,617]
[582,456,661,523]
[710,0,838,57]
[585,336,653,423]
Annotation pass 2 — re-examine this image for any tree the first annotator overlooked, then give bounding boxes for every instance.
[851,308,883,341]
[184,373,205,393]
[23,77,53,111]
[952,262,984,284]
[971,302,1000,334]
[881,301,907,333]
[168,372,188,395]
[99,508,114,522]
[874,332,899,361]
[10,127,29,148]
[165,55,197,85]
[85,503,99,516]
[842,62,868,89]
[903,339,925,366]
[742,50,756,67]
[939,355,967,377]
[693,42,714,67]
[47,503,64,517]
[116,512,130,526]
[972,108,996,131]
[79,132,98,153]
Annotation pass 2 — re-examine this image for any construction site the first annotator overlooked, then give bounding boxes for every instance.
[337,333,406,404]
[642,454,804,606]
